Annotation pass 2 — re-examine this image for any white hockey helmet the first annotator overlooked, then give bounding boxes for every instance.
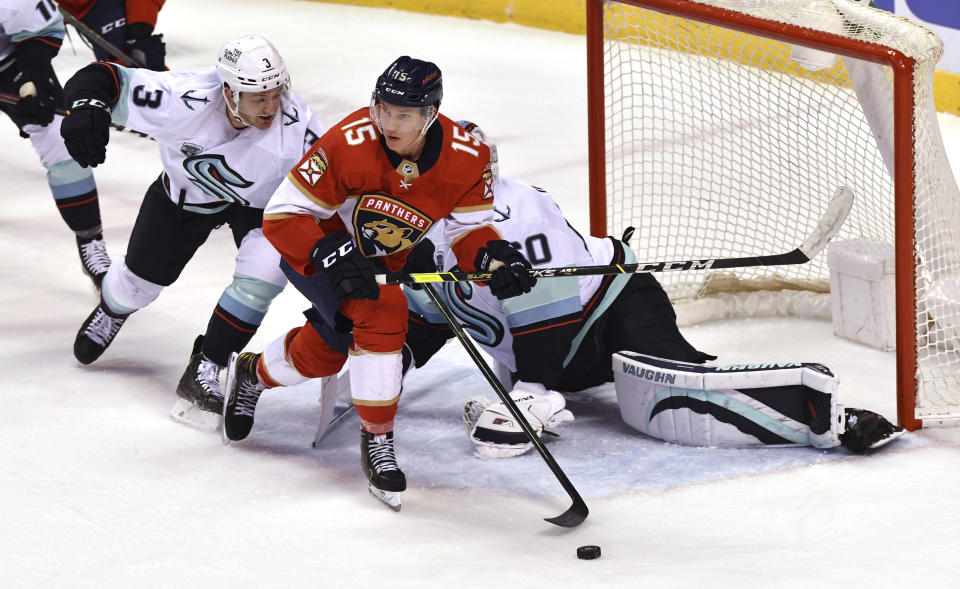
[216,34,290,104]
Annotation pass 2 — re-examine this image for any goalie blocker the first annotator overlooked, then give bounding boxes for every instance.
[613,352,904,452]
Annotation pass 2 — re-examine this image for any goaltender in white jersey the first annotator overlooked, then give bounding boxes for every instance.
[397,122,904,457]
[59,35,327,429]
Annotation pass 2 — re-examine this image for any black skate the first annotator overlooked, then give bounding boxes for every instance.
[74,303,128,364]
[76,233,111,291]
[839,408,906,453]
[171,335,224,431]
[221,352,264,442]
[361,429,406,511]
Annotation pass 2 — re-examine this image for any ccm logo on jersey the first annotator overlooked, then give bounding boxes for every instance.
[297,149,328,186]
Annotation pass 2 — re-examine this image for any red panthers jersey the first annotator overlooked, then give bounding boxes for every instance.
[263,107,500,273]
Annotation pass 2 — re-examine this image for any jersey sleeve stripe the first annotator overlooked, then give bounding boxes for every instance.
[263,212,300,221]
[452,203,494,213]
[284,171,340,211]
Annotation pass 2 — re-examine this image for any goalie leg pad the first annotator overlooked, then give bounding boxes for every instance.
[463,386,574,458]
[613,352,845,448]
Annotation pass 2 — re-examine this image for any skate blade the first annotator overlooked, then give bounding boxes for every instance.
[368,483,402,512]
[868,428,908,450]
[169,398,220,433]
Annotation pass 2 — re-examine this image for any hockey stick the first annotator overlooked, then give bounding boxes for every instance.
[0,91,154,139]
[377,186,854,285]
[59,8,145,68]
[421,282,588,528]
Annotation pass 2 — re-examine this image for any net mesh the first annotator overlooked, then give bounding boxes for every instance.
[599,0,960,422]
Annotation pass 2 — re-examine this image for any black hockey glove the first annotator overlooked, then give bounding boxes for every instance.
[310,231,380,302]
[125,23,166,71]
[475,240,537,300]
[60,97,112,168]
[13,69,60,126]
[400,239,437,291]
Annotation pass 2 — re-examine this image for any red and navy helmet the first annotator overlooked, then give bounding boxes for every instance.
[374,56,442,109]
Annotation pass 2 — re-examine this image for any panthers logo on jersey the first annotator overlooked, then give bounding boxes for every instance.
[352,194,434,257]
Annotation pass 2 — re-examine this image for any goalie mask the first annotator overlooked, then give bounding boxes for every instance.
[216,34,290,114]
[370,56,442,137]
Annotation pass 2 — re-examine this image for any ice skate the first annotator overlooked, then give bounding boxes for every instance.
[171,335,224,432]
[221,352,264,443]
[840,408,906,453]
[74,303,128,364]
[361,429,406,511]
[76,233,111,291]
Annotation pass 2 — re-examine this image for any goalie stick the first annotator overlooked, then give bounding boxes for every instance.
[59,8,146,68]
[377,186,854,285]
[0,92,154,139]
[421,282,588,528]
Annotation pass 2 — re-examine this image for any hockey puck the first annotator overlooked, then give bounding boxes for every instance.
[577,545,601,560]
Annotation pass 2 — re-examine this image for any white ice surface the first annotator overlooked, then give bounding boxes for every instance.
[3,0,960,586]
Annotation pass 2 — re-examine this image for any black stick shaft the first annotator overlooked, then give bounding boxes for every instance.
[59,8,145,68]
[422,283,588,527]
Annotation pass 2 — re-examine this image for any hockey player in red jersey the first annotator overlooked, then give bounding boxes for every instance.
[221,56,536,510]
[57,0,166,70]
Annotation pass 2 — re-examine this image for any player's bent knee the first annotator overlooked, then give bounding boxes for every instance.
[102,258,164,314]
[225,273,284,314]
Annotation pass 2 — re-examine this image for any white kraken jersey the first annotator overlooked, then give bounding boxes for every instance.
[108,66,326,213]
[0,0,65,63]
[406,176,624,372]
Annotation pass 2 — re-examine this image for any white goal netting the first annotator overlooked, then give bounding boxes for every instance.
[596,0,960,424]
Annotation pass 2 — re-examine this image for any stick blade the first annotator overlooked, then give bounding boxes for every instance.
[799,186,855,260]
[544,497,589,528]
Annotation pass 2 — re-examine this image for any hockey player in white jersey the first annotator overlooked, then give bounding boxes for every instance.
[59,34,327,429]
[401,122,903,457]
[1,0,112,290]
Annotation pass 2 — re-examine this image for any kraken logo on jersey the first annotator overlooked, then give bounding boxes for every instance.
[352,194,433,257]
[183,154,253,206]
[297,149,327,186]
[442,278,505,346]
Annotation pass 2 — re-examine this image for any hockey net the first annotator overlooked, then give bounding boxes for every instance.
[586,0,960,428]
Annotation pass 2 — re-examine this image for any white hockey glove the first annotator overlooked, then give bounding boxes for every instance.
[462,386,574,459]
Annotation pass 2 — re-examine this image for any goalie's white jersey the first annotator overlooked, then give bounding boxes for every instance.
[406,176,628,373]
[106,65,325,213]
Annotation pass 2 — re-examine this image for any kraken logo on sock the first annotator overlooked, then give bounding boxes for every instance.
[352,194,433,257]
[183,154,253,206]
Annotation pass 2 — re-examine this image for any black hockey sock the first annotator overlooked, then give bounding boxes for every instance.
[201,305,259,366]
[55,189,102,233]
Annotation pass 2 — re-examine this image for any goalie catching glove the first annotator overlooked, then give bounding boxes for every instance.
[462,385,574,458]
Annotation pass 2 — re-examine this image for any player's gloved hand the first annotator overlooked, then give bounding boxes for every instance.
[310,231,380,301]
[60,97,112,167]
[125,23,166,71]
[13,70,60,126]
[475,239,536,299]
[400,239,437,291]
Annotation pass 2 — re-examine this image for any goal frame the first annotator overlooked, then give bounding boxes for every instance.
[586,0,921,429]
